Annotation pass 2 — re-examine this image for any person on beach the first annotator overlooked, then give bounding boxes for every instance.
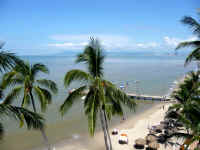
[120,116,126,123]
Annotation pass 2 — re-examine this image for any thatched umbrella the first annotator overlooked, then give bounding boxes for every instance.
[134,138,146,149]
[148,141,160,150]
[160,121,166,125]
[155,125,164,133]
[146,134,157,144]
[149,130,157,135]
[157,134,166,143]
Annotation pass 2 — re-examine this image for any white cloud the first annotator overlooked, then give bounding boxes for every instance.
[163,36,198,48]
[136,42,159,49]
[48,34,159,51]
[48,42,88,50]
[48,34,198,51]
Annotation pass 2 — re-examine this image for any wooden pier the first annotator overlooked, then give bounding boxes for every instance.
[127,93,171,101]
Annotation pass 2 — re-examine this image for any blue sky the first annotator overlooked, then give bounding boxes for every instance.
[0,0,199,55]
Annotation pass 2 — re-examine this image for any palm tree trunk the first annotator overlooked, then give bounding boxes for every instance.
[100,109,110,150]
[103,110,112,150]
[30,91,52,150]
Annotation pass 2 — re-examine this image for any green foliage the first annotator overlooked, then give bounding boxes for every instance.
[0,43,22,72]
[60,38,136,137]
[165,71,200,148]
[2,61,58,112]
[64,69,91,87]
[176,14,200,66]
[0,103,45,139]
[60,86,86,116]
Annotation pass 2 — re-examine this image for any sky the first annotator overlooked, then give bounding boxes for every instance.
[0,0,199,55]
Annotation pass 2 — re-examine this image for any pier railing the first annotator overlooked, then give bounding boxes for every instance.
[127,93,171,101]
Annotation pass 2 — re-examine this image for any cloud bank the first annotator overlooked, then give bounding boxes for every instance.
[47,34,197,51]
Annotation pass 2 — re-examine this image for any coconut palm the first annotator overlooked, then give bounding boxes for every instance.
[165,71,200,148]
[0,42,22,72]
[176,13,200,66]
[0,78,45,139]
[60,38,136,150]
[2,61,58,150]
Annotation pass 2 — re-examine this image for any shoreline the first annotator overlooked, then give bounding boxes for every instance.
[48,101,171,150]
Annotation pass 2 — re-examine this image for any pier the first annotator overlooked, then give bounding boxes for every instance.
[127,93,171,101]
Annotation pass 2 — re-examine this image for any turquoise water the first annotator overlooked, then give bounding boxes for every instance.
[0,52,196,150]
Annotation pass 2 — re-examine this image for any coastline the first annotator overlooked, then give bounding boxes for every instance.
[47,101,171,150]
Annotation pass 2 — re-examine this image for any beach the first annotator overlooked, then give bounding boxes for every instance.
[47,101,173,150]
[109,102,174,150]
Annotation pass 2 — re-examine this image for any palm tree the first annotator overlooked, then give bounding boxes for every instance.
[0,45,45,140]
[0,78,45,140]
[2,61,58,150]
[0,42,22,72]
[60,38,136,150]
[165,71,200,149]
[176,13,200,67]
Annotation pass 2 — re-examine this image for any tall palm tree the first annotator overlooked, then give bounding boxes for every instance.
[0,42,22,72]
[0,44,45,140]
[2,61,58,150]
[176,13,200,66]
[60,38,136,150]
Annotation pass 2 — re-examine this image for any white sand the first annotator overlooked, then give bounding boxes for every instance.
[35,102,179,150]
[109,102,180,150]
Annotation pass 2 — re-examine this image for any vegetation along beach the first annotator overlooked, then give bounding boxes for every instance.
[0,0,200,150]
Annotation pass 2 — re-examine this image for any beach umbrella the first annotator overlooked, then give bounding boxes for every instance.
[134,138,146,149]
[157,134,166,143]
[146,134,157,144]
[120,133,128,137]
[148,141,160,150]
[118,135,128,144]
[149,130,157,135]
[112,128,118,135]
[155,125,163,133]
[135,138,146,146]
[160,120,169,125]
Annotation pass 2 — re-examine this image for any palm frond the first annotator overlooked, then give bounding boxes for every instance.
[31,63,49,79]
[8,105,45,130]
[103,80,136,110]
[64,69,91,87]
[87,99,98,136]
[13,61,30,76]
[181,16,200,37]
[21,92,31,107]
[184,47,200,66]
[176,41,200,50]
[1,71,18,89]
[60,86,86,116]
[3,86,23,105]
[37,86,52,104]
[0,123,4,139]
[33,86,47,112]
[36,79,58,94]
[76,38,105,77]
[0,104,44,130]
[0,51,21,72]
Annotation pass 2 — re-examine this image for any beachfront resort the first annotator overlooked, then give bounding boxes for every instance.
[0,1,200,150]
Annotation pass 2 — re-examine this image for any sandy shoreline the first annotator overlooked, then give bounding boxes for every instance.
[47,101,173,150]
[109,102,173,150]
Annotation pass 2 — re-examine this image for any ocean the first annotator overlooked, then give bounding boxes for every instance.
[0,52,196,150]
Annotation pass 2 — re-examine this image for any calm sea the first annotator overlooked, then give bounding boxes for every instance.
[0,52,196,150]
